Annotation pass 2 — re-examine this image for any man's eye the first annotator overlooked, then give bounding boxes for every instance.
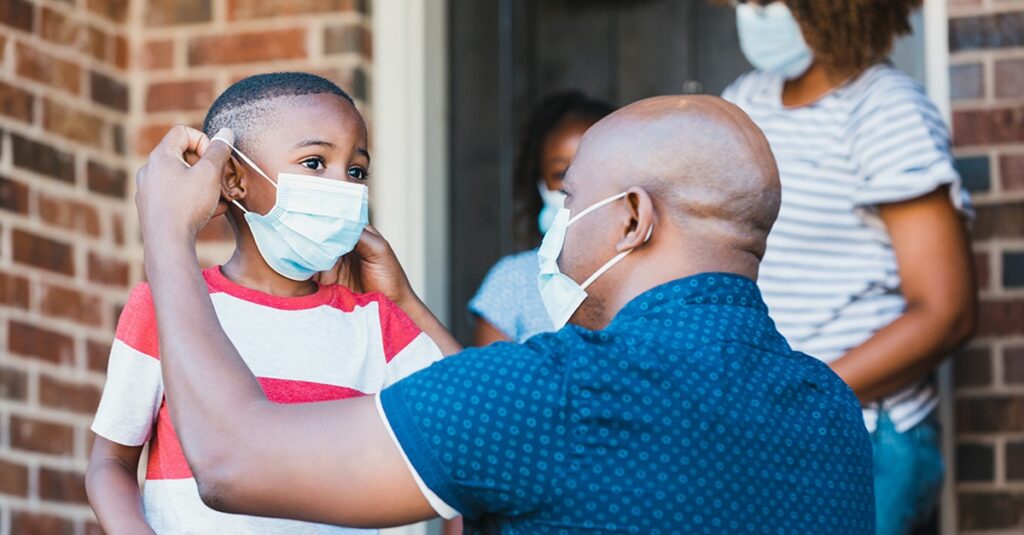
[300,157,325,170]
[348,167,369,181]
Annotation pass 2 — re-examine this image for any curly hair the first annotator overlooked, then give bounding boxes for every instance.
[722,0,922,77]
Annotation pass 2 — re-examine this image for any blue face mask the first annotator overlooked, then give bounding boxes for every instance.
[736,2,814,80]
[537,181,567,235]
[537,192,652,329]
[217,137,369,281]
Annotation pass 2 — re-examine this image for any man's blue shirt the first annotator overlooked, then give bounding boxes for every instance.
[380,273,874,534]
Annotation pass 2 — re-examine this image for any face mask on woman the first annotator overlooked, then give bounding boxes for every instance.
[735,1,814,80]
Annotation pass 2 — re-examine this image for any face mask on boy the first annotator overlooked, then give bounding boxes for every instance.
[735,2,814,80]
[214,136,369,281]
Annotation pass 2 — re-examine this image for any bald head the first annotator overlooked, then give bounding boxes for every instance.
[569,95,780,259]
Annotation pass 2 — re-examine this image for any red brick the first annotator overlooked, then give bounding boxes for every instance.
[994,58,1024,99]
[38,467,89,504]
[138,39,173,70]
[88,251,130,287]
[15,43,81,95]
[114,33,128,69]
[90,70,129,112]
[955,396,1024,433]
[230,0,352,19]
[87,160,128,199]
[112,212,125,245]
[135,122,175,156]
[0,0,34,33]
[324,24,367,55]
[43,99,104,147]
[0,458,29,496]
[11,133,76,183]
[950,11,1024,52]
[10,415,75,455]
[146,79,214,112]
[88,0,129,23]
[0,80,33,123]
[954,346,991,388]
[40,375,102,415]
[39,284,104,327]
[12,229,74,275]
[39,6,78,47]
[39,192,102,237]
[958,492,1024,531]
[974,251,990,290]
[0,175,29,214]
[8,320,75,365]
[950,62,983,101]
[0,365,28,401]
[953,107,1024,147]
[10,511,75,535]
[147,0,212,26]
[86,339,111,372]
[976,299,1024,337]
[973,202,1024,240]
[1006,346,1024,385]
[0,271,30,309]
[188,29,307,66]
[1001,154,1024,191]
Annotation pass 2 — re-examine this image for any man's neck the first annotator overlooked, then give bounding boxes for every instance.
[221,242,319,298]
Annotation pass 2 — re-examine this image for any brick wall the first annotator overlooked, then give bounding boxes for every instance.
[0,0,372,533]
[948,0,1024,533]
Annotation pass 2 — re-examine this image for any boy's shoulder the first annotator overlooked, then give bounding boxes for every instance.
[117,281,159,358]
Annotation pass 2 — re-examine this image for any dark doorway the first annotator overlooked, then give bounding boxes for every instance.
[447,0,749,342]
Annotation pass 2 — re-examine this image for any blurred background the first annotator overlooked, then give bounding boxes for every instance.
[0,0,1020,533]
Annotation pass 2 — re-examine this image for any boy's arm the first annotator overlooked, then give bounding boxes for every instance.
[86,436,155,535]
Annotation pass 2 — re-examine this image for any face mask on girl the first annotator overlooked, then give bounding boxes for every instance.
[735,2,814,80]
[216,136,369,281]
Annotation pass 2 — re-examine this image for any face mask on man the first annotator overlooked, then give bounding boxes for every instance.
[537,182,567,235]
[735,2,814,80]
[537,192,652,329]
[214,136,369,281]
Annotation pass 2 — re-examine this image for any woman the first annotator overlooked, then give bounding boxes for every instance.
[722,1,977,534]
[470,91,614,345]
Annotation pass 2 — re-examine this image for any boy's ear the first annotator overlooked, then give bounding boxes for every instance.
[221,156,246,203]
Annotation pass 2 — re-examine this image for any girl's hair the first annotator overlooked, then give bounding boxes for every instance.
[784,0,923,77]
[512,91,614,247]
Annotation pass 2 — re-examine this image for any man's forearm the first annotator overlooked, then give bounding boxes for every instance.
[143,231,268,474]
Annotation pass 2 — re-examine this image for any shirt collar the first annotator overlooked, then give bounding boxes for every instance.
[609,272,767,328]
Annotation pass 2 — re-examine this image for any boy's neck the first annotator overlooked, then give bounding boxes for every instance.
[221,247,320,298]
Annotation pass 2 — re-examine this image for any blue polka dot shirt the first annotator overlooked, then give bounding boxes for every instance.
[380,273,875,534]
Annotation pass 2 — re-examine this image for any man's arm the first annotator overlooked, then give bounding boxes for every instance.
[830,187,977,402]
[136,126,437,526]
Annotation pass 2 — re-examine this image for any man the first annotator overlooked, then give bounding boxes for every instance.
[135,95,874,533]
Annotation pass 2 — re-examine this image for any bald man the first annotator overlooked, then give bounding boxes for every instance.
[134,96,874,533]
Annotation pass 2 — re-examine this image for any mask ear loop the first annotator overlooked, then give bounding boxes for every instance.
[208,135,277,215]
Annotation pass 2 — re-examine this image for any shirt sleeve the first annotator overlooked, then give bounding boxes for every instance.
[91,283,164,447]
[849,76,971,216]
[377,336,570,520]
[375,295,444,387]
[467,255,523,339]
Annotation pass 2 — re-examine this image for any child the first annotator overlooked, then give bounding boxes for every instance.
[85,72,443,534]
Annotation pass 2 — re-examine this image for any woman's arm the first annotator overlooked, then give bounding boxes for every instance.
[474,317,511,346]
[830,187,977,402]
[85,436,155,535]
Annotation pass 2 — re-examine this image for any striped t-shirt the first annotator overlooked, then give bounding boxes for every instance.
[92,266,443,534]
[723,63,969,433]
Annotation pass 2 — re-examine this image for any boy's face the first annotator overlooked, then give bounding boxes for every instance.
[228,93,370,217]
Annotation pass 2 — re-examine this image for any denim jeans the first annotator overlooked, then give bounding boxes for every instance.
[871,410,945,535]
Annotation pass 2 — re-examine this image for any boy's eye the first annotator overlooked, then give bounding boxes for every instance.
[348,166,369,181]
[300,157,325,171]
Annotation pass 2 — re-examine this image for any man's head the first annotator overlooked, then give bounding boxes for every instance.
[202,72,369,227]
[557,95,780,328]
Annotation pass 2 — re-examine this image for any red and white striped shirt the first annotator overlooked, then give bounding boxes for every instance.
[92,266,443,533]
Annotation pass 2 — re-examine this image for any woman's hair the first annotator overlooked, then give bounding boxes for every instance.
[783,0,923,77]
[513,91,614,248]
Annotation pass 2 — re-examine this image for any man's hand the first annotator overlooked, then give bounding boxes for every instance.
[135,125,234,242]
[317,225,416,307]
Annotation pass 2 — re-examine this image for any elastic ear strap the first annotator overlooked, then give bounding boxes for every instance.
[177,145,250,214]
[210,136,276,188]
[568,192,628,226]
[581,250,631,290]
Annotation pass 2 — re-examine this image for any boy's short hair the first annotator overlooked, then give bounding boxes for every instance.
[202,72,355,153]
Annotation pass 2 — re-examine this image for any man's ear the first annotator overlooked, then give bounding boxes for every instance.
[616,186,655,253]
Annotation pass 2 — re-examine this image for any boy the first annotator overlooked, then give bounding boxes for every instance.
[86,72,442,533]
